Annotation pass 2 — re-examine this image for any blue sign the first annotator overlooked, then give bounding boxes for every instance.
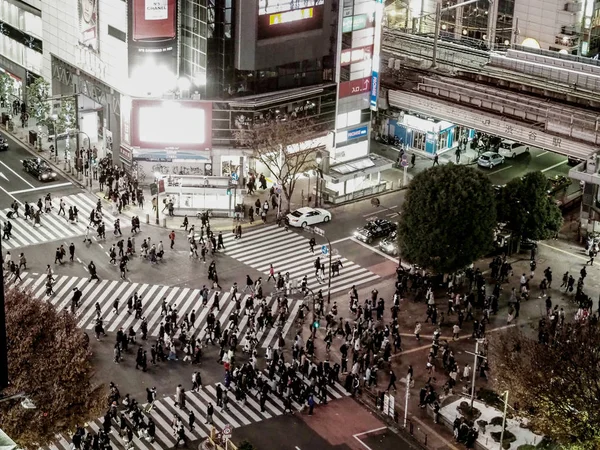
[370,71,379,110]
[231,172,239,181]
[321,245,329,255]
[347,126,368,141]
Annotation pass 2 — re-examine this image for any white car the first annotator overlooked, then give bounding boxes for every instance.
[287,207,332,228]
[498,140,529,159]
[477,151,505,169]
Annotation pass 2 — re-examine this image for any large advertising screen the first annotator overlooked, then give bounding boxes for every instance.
[127,0,178,77]
[130,100,212,150]
[257,0,325,40]
[78,0,99,52]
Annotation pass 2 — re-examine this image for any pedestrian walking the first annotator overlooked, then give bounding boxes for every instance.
[169,230,176,249]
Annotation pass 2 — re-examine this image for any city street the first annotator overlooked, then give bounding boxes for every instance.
[0,130,81,209]
[0,128,594,450]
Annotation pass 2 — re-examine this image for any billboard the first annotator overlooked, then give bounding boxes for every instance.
[339,77,371,98]
[78,0,99,52]
[130,100,212,150]
[127,0,178,77]
[257,0,325,40]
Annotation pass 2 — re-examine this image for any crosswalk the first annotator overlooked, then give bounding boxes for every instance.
[9,272,302,349]
[0,193,131,250]
[43,375,350,450]
[217,225,380,297]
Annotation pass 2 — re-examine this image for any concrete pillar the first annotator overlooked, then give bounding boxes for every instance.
[455,0,464,40]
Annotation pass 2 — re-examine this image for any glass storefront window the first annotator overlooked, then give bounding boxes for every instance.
[221,156,241,176]
[0,0,42,38]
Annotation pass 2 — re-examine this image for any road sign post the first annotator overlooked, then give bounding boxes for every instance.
[222,424,232,442]
[321,245,328,255]
[401,154,409,187]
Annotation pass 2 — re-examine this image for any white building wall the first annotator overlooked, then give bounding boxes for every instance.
[514,0,582,50]
[42,0,129,93]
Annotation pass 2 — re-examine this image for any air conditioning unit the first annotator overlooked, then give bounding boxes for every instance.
[388,58,395,69]
[394,59,402,70]
[564,2,582,12]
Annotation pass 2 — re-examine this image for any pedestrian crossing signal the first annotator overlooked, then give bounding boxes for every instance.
[313,321,320,329]
[226,188,232,196]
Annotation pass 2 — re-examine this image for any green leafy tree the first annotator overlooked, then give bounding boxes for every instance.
[490,320,600,449]
[497,171,562,241]
[398,164,497,273]
[26,77,50,126]
[55,97,77,137]
[0,286,105,448]
[0,72,13,102]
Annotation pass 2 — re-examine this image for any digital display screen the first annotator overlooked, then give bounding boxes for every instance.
[257,3,324,39]
[139,106,205,144]
[259,0,324,15]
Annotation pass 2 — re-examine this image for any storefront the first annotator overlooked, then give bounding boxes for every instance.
[386,114,460,155]
[0,54,39,104]
[51,56,121,162]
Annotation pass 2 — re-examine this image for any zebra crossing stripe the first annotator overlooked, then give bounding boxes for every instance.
[220,226,379,297]
[1,193,132,250]
[12,274,301,349]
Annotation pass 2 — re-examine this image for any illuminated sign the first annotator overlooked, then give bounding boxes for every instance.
[257,4,324,39]
[339,77,371,98]
[269,8,314,25]
[347,126,368,140]
[259,0,324,15]
[342,14,369,32]
[370,0,384,111]
[341,46,373,66]
[130,99,212,150]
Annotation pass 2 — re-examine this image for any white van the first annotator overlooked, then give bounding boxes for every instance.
[498,140,529,159]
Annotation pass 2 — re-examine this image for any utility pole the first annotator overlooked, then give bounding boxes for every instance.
[431,2,442,69]
[0,239,8,390]
[465,339,486,409]
[499,390,509,449]
[404,374,410,428]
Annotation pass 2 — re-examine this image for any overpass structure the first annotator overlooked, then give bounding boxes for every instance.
[379,27,600,231]
[381,29,600,160]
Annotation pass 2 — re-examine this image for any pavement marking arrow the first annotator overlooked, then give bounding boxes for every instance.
[0,172,7,181]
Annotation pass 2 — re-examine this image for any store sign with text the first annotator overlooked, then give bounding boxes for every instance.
[339,77,371,98]
[347,126,368,140]
[257,0,324,40]
[341,46,373,66]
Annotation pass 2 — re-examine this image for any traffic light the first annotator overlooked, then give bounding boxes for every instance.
[226,188,232,196]
[313,321,320,329]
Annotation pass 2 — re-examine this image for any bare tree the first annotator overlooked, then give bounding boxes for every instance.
[233,117,325,213]
[489,319,600,448]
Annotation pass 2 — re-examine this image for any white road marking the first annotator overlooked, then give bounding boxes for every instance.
[488,165,513,175]
[0,185,23,205]
[536,150,550,158]
[9,182,73,194]
[350,237,399,263]
[0,160,34,188]
[541,160,568,173]
[537,241,587,261]
[329,237,352,245]
[353,427,388,450]
[0,172,8,181]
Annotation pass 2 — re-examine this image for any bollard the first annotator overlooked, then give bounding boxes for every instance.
[409,422,414,435]
[145,214,150,224]
[162,218,167,228]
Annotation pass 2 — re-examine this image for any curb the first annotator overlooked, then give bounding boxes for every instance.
[1,124,87,190]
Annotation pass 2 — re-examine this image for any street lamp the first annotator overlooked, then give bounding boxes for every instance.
[78,131,92,188]
[499,390,509,450]
[154,172,161,225]
[314,151,323,208]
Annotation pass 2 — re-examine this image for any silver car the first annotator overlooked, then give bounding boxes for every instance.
[477,151,505,169]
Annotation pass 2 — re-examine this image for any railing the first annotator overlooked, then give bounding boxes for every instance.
[329,182,388,204]
[360,387,430,449]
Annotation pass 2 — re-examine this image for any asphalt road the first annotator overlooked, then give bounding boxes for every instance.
[0,130,81,208]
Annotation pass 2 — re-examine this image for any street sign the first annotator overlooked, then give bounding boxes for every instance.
[401,153,409,167]
[313,227,325,236]
[158,179,165,193]
[332,248,339,256]
[150,183,158,196]
[275,183,282,194]
[231,172,239,181]
[222,424,232,439]
[321,245,328,255]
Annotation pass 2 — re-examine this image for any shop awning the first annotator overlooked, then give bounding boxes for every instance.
[326,154,394,183]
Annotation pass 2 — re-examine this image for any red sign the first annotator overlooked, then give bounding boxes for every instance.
[339,77,371,98]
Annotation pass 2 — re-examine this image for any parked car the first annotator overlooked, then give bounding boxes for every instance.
[23,158,58,181]
[477,151,505,169]
[0,134,8,151]
[354,219,397,244]
[498,140,529,159]
[286,207,332,228]
[547,174,571,195]
[379,230,399,256]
